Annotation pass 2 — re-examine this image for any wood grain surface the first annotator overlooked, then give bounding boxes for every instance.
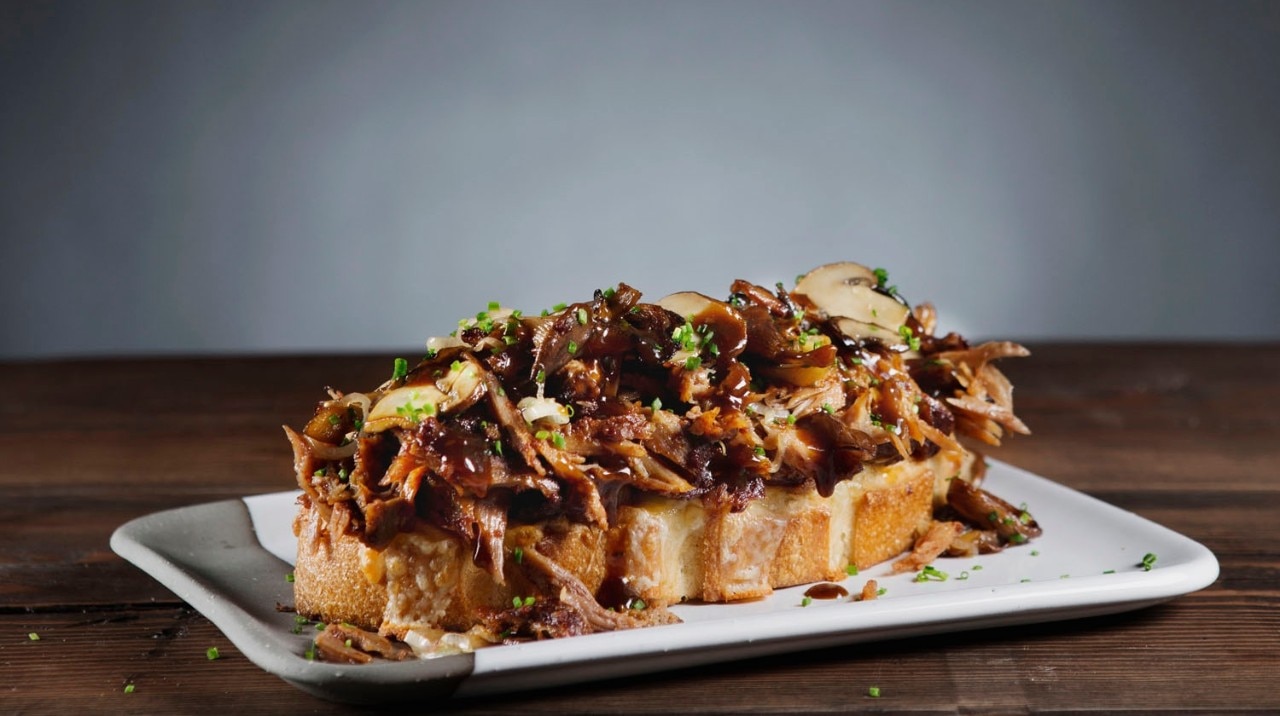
[4,344,1277,714]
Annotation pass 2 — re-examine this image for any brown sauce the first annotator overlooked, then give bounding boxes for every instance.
[803,582,849,599]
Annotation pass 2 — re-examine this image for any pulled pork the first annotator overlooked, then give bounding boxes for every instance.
[288,265,1032,644]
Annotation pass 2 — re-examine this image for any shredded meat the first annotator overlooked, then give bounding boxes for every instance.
[891,521,965,574]
[287,264,1034,650]
[947,478,1042,544]
[314,623,413,663]
[519,544,676,634]
[858,579,880,602]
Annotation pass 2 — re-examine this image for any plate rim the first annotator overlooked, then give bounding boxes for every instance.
[110,459,1219,703]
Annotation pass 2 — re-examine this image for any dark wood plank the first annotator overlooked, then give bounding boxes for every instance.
[4,345,1278,712]
[3,596,1276,713]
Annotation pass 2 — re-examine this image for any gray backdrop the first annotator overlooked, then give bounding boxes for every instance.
[2,0,1277,358]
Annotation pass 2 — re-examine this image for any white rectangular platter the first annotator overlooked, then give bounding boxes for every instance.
[112,460,1218,704]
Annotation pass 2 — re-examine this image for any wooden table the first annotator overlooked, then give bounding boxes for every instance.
[4,344,1277,713]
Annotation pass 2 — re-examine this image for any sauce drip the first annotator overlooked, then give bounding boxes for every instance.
[803,582,849,599]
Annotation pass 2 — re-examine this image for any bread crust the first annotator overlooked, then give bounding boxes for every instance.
[293,452,969,634]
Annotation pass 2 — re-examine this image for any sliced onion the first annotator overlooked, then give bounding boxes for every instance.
[365,384,448,433]
[301,433,358,460]
[426,335,466,353]
[338,392,371,421]
[517,395,570,425]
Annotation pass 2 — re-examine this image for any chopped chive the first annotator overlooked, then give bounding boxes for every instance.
[845,564,858,576]
[1030,550,1040,557]
[786,414,797,425]
[1140,553,1157,571]
[868,686,881,698]
[753,446,766,457]
[513,547,524,564]
[285,572,295,583]
[631,599,646,610]
[1103,569,1116,574]
[493,440,504,456]
[28,632,39,641]
[536,369,546,383]
[124,684,136,694]
[535,430,551,440]
[800,596,812,607]
[567,340,579,355]
[821,403,834,414]
[684,355,702,371]
[206,646,220,660]
[914,565,948,582]
[576,307,589,325]
[551,432,566,449]
[650,397,662,412]
[553,302,567,312]
[1009,533,1028,544]
[956,571,970,581]
[488,301,500,311]
[876,587,887,596]
[392,357,408,381]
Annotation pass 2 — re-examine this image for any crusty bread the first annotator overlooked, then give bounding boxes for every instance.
[294,450,971,636]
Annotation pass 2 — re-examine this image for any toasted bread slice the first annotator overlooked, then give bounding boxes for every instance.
[293,451,968,635]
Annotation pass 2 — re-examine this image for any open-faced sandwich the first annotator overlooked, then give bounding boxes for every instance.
[286,262,1038,662]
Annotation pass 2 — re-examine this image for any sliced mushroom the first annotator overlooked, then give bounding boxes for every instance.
[363,360,486,432]
[832,317,900,344]
[793,262,910,333]
[655,291,748,365]
[436,358,486,412]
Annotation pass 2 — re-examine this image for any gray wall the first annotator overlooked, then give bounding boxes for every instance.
[2,0,1277,358]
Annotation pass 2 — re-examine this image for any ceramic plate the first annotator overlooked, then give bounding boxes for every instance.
[111,460,1218,704]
